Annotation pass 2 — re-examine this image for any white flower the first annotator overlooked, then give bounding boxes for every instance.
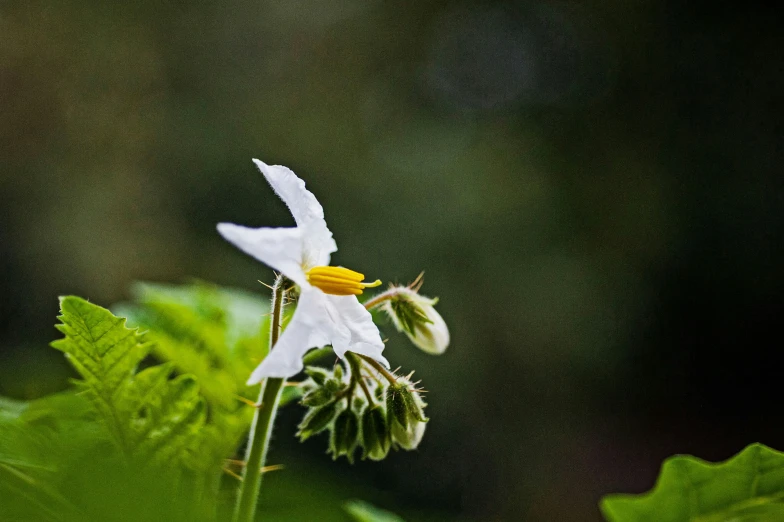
[217,159,389,383]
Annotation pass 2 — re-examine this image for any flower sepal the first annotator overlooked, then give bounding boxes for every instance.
[385,375,428,451]
[297,401,341,441]
[361,406,391,461]
[386,378,428,430]
[329,408,360,463]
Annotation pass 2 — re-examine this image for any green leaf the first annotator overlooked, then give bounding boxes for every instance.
[52,296,151,450]
[114,281,273,470]
[116,281,269,411]
[601,443,784,522]
[0,392,97,521]
[344,499,405,522]
[51,296,205,464]
[298,402,340,441]
[0,395,28,422]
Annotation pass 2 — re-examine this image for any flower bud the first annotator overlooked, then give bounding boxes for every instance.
[373,381,385,402]
[300,364,347,407]
[361,406,391,461]
[297,402,339,441]
[385,380,427,430]
[324,378,345,394]
[352,396,367,413]
[390,417,426,450]
[301,386,334,407]
[329,408,359,463]
[304,366,330,386]
[383,287,449,355]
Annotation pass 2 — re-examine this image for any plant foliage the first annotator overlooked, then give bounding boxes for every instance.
[1,284,420,521]
[52,296,206,464]
[601,443,784,522]
[0,290,265,521]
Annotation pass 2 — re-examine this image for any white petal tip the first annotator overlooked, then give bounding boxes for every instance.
[371,353,391,369]
[246,366,266,385]
[216,222,236,236]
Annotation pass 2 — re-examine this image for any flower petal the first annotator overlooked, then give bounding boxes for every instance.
[326,295,389,368]
[247,289,331,382]
[216,223,307,285]
[253,159,337,266]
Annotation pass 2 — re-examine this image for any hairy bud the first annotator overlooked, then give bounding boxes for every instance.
[304,366,330,386]
[382,287,449,355]
[386,380,427,430]
[297,402,340,441]
[385,377,427,451]
[361,406,391,461]
[390,416,426,450]
[329,408,360,463]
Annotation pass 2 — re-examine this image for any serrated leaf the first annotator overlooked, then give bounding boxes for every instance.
[52,296,151,449]
[114,281,275,473]
[344,499,405,522]
[116,281,270,410]
[51,296,205,464]
[601,443,784,522]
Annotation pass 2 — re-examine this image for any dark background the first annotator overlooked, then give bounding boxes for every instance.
[2,1,783,520]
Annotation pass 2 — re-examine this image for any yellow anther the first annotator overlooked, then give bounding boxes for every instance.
[306,266,382,296]
[307,266,365,281]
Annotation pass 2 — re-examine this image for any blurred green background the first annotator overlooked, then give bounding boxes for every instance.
[2,1,783,520]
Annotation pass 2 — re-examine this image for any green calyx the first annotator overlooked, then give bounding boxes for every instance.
[361,406,391,461]
[297,401,340,441]
[385,381,427,431]
[388,295,433,337]
[329,409,360,463]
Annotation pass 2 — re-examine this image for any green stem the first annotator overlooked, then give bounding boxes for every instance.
[233,276,286,522]
[357,353,398,385]
[363,288,400,310]
[346,353,375,405]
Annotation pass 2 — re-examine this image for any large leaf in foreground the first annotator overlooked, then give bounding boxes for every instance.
[601,443,784,521]
[115,282,271,467]
[0,392,95,521]
[116,281,270,409]
[52,295,149,448]
[51,296,205,463]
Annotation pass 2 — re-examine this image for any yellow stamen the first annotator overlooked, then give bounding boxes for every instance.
[306,266,382,296]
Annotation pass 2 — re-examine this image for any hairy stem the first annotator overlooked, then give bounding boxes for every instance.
[357,353,398,385]
[362,288,401,310]
[346,352,375,405]
[233,275,286,522]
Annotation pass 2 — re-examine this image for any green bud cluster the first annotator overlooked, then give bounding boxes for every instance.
[296,359,428,463]
[296,366,348,441]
